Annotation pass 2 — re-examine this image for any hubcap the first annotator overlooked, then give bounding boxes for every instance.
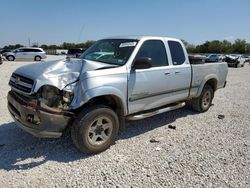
[87,116,113,146]
[202,91,211,109]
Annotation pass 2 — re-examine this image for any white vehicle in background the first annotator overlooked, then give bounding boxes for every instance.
[243,55,250,63]
[225,55,245,68]
[4,47,47,61]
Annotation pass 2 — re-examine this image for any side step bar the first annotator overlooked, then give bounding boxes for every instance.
[126,102,186,121]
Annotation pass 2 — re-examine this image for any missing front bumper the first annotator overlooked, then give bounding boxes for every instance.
[7,91,73,138]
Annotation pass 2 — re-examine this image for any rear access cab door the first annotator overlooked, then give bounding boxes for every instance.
[127,38,191,114]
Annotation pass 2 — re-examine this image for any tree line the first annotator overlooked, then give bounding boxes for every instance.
[2,39,250,54]
[2,40,96,50]
[182,39,250,54]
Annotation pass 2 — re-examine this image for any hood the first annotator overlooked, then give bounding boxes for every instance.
[14,58,112,92]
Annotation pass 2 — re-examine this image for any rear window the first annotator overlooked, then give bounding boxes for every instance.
[168,41,186,65]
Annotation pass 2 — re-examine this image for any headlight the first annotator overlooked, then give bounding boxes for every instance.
[39,85,74,110]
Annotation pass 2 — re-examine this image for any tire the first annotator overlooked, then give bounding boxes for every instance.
[191,85,214,112]
[7,55,15,61]
[71,105,119,154]
[34,56,41,61]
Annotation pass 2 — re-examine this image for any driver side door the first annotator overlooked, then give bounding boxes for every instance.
[128,40,175,114]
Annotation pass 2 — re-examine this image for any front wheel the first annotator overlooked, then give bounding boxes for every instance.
[71,105,119,154]
[191,85,214,112]
[7,55,15,61]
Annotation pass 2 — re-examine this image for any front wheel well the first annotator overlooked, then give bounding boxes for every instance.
[74,95,125,117]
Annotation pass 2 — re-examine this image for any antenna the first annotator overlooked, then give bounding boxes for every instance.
[77,25,85,43]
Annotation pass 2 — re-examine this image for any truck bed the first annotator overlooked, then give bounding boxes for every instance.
[189,62,228,98]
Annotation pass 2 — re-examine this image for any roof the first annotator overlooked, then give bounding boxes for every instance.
[103,35,180,41]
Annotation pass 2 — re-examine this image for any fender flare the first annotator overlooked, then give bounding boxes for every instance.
[196,74,218,97]
[82,86,128,115]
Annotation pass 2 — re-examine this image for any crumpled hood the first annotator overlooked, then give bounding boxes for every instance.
[14,58,111,92]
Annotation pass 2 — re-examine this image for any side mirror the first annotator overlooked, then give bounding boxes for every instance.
[132,57,152,69]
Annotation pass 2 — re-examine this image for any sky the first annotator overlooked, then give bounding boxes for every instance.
[1,0,250,47]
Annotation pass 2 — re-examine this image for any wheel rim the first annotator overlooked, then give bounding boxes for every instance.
[202,91,212,109]
[35,57,41,61]
[87,116,113,146]
[8,56,13,61]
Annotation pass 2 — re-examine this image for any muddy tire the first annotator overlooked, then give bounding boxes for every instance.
[191,85,214,112]
[71,105,119,154]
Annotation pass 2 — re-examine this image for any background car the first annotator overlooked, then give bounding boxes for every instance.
[243,55,250,63]
[224,55,245,68]
[67,48,86,58]
[0,54,2,64]
[0,49,11,56]
[4,47,46,61]
[205,54,219,62]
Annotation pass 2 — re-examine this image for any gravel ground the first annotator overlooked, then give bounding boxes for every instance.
[0,57,249,187]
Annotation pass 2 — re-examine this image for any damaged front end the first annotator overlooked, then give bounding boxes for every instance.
[7,59,85,138]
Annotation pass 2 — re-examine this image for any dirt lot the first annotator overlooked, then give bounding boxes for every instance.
[0,57,249,187]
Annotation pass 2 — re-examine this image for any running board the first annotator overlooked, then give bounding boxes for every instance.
[126,102,186,121]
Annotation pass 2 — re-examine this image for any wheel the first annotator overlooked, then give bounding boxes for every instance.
[237,62,241,68]
[34,56,41,61]
[7,55,15,61]
[71,105,119,154]
[191,85,214,112]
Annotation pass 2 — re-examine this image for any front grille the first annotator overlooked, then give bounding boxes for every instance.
[9,73,34,94]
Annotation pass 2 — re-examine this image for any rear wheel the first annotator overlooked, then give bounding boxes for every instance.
[7,55,15,61]
[191,85,214,112]
[71,105,119,154]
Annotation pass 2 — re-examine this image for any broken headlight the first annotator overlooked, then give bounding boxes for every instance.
[39,85,74,110]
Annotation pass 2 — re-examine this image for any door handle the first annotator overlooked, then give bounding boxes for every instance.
[175,71,181,74]
[164,72,170,75]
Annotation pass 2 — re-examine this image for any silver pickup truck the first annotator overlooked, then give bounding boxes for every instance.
[7,36,228,153]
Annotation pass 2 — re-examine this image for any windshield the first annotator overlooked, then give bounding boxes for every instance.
[80,39,138,65]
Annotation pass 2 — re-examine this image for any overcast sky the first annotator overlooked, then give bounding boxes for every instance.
[1,0,250,47]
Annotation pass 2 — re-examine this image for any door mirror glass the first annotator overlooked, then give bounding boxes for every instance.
[132,57,152,69]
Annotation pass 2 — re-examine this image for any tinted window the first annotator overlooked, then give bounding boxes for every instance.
[22,48,41,52]
[168,41,185,65]
[68,49,82,54]
[33,49,42,52]
[136,40,168,67]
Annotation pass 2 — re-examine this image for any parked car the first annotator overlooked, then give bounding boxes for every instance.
[7,36,228,154]
[67,48,86,58]
[243,55,250,63]
[4,47,46,61]
[225,55,245,68]
[0,54,2,65]
[205,54,219,62]
[0,49,11,56]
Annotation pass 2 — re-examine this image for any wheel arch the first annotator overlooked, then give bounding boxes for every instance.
[196,75,218,97]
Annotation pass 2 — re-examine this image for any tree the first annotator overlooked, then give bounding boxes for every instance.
[232,39,247,54]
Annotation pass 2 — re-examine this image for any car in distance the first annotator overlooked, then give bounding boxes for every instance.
[205,54,219,62]
[7,36,228,154]
[0,49,11,56]
[4,47,46,61]
[225,55,246,68]
[67,48,86,58]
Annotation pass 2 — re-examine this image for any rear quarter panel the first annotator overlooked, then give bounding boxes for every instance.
[190,62,228,98]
